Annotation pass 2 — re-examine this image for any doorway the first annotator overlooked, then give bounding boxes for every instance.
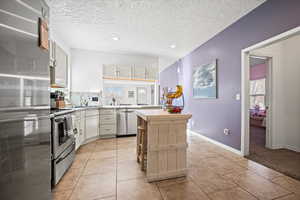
[241,27,300,180]
[247,55,272,158]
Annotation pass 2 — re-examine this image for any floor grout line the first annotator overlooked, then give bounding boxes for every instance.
[66,147,93,200]
[238,186,260,200]
[155,183,165,200]
[271,192,296,200]
[115,138,119,200]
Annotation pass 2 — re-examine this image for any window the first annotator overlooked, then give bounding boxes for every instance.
[250,78,266,110]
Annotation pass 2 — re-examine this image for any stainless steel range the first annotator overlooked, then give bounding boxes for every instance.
[51,112,75,185]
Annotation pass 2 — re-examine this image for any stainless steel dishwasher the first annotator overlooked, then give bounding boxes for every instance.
[117,109,127,136]
[117,108,137,136]
[127,109,137,135]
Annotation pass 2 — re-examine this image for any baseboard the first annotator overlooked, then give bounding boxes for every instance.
[270,143,284,150]
[82,136,99,145]
[285,144,300,153]
[270,144,300,153]
[99,134,116,139]
[188,129,243,156]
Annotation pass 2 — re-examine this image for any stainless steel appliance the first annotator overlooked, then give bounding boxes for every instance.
[51,112,75,185]
[127,109,138,135]
[117,108,137,136]
[0,0,51,199]
[117,109,127,136]
[89,96,100,106]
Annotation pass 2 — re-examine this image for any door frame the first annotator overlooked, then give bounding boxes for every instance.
[248,55,272,149]
[241,26,300,156]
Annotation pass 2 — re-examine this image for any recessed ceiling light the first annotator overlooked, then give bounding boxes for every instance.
[170,44,176,49]
[112,36,119,41]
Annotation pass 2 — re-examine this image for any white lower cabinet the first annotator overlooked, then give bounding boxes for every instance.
[79,111,86,145]
[73,119,81,150]
[99,109,116,137]
[72,110,86,150]
[99,124,116,135]
[74,108,118,151]
[85,114,99,140]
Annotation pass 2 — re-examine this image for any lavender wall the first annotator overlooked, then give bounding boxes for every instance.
[160,0,300,150]
[159,62,180,92]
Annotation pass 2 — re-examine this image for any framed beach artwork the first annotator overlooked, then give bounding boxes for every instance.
[192,60,218,99]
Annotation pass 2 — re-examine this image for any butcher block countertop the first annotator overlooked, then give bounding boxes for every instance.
[135,109,192,121]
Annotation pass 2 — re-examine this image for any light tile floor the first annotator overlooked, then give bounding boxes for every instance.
[53,132,300,200]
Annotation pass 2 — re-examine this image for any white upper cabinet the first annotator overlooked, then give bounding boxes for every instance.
[55,44,68,87]
[146,65,158,80]
[103,64,117,78]
[116,65,132,79]
[103,64,158,81]
[133,66,146,79]
[51,41,68,87]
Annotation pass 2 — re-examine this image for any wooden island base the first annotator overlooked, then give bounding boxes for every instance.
[135,109,192,182]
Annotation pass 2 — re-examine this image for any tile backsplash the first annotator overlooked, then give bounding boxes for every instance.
[103,83,153,105]
[71,92,101,106]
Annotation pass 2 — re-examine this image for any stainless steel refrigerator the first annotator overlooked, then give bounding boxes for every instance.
[0,0,51,199]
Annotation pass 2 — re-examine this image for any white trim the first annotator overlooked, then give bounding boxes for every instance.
[241,26,300,156]
[242,27,300,53]
[241,51,250,156]
[285,145,300,153]
[249,55,268,60]
[82,136,100,145]
[188,129,243,156]
[265,57,273,149]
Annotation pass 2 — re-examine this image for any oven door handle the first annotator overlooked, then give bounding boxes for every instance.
[55,143,75,164]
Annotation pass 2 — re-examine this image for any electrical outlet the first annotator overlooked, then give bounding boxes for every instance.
[236,93,240,100]
[224,128,230,135]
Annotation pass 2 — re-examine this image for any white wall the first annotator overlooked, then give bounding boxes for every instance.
[280,35,300,152]
[252,34,300,152]
[71,49,159,93]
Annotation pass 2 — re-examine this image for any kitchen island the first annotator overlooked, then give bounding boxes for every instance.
[135,109,192,182]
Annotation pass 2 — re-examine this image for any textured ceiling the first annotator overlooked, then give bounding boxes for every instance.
[50,0,265,58]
